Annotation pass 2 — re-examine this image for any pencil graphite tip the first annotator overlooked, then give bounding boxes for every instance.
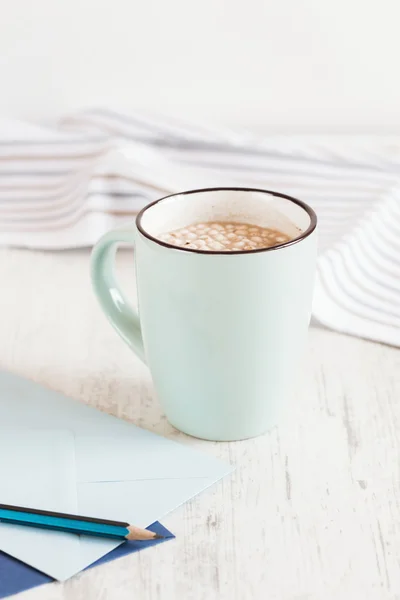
[126,525,165,541]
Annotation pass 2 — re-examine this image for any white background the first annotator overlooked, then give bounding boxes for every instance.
[0,0,399,131]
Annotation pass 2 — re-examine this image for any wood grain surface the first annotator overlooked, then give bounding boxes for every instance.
[0,247,399,600]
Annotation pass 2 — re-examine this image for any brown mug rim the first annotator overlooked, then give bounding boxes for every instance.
[136,187,317,255]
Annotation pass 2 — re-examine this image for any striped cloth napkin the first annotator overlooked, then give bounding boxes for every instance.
[1,108,400,346]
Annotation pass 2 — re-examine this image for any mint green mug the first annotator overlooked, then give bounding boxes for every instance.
[91,187,317,441]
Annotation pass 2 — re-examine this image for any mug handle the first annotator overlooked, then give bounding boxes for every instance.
[91,228,146,364]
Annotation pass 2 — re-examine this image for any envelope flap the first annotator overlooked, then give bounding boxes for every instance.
[78,478,219,527]
[75,430,231,483]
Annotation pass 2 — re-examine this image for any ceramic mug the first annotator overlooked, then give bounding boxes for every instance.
[91,187,317,441]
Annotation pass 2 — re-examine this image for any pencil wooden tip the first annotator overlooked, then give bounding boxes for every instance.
[126,525,164,541]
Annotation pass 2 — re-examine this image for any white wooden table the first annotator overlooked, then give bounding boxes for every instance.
[0,247,399,600]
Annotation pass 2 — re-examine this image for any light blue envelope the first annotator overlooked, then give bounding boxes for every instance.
[0,370,232,581]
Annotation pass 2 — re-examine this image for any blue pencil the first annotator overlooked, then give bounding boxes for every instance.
[0,503,163,541]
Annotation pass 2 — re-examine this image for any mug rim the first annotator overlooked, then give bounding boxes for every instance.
[136,187,317,255]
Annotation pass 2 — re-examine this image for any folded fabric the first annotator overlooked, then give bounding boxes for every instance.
[0,521,173,599]
[0,108,399,346]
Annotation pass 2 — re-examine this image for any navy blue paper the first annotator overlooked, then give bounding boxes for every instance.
[0,522,174,598]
